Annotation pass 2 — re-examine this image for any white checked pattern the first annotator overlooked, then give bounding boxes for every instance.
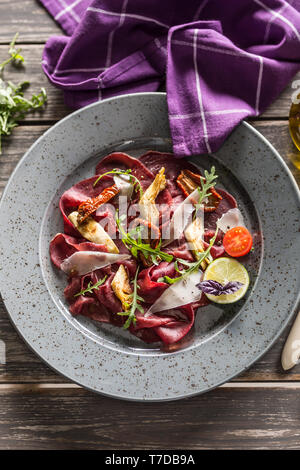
[54,66,106,75]
[254,0,300,41]
[193,0,210,21]
[193,29,211,154]
[105,0,128,68]
[255,56,264,115]
[171,34,264,130]
[87,5,170,29]
[172,39,257,60]
[55,0,83,21]
[41,0,299,156]
[56,0,81,23]
[263,0,291,43]
[169,109,251,120]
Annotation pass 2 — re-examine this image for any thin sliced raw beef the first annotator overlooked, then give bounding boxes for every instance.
[51,150,243,348]
[95,152,154,191]
[59,174,117,236]
[50,233,107,268]
[204,188,237,231]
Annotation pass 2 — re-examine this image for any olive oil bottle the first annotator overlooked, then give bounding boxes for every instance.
[289,96,300,169]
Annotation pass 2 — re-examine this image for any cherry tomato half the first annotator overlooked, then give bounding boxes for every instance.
[223,226,253,258]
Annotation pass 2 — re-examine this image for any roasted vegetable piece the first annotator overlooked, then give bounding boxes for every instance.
[184,217,207,269]
[177,169,222,212]
[77,184,120,224]
[111,265,133,311]
[68,211,119,253]
[139,167,166,224]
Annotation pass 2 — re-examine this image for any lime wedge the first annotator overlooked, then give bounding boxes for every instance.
[202,257,250,304]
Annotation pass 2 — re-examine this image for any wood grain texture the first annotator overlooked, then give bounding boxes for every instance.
[0,384,300,449]
[0,45,70,122]
[0,122,299,384]
[0,0,61,43]
[0,44,298,121]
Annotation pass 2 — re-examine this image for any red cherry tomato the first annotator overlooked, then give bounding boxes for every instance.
[223,226,253,257]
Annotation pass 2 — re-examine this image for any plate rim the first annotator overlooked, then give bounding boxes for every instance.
[0,92,300,401]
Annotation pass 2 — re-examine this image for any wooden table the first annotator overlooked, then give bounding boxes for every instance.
[0,1,300,450]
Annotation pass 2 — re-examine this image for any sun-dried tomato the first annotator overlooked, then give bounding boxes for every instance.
[77,184,120,224]
[176,169,222,212]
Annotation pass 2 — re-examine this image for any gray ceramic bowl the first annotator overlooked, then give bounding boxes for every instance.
[0,93,299,401]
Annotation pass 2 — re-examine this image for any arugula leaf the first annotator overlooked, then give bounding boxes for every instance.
[161,229,219,284]
[74,275,108,297]
[116,212,173,265]
[0,34,47,154]
[117,267,144,329]
[194,166,218,215]
[93,168,143,198]
[0,33,25,73]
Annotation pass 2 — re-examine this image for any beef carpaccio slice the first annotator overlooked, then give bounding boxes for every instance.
[49,151,237,347]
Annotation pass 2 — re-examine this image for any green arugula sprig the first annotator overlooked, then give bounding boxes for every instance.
[116,212,173,265]
[74,275,108,297]
[0,33,47,154]
[117,267,144,329]
[158,229,219,285]
[93,168,143,198]
[0,33,24,73]
[194,166,218,215]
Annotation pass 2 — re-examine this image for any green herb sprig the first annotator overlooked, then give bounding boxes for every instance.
[93,168,143,198]
[0,33,47,154]
[0,33,25,73]
[117,267,144,329]
[194,166,218,215]
[74,275,108,297]
[116,213,173,265]
[159,229,219,285]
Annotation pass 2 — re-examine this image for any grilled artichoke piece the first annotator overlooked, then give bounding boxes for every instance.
[111,265,133,311]
[139,167,166,225]
[184,217,207,269]
[68,211,119,254]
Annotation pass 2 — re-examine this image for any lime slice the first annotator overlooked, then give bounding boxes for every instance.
[202,257,250,304]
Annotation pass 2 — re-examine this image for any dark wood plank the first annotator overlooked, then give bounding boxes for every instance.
[0,384,300,449]
[0,122,299,383]
[0,44,298,121]
[0,0,61,44]
[0,297,299,383]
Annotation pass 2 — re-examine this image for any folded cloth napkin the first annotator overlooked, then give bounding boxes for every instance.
[40,0,300,155]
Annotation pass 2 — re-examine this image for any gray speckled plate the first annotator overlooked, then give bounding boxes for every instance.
[0,93,300,401]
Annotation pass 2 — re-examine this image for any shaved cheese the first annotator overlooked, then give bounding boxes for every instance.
[146,271,203,315]
[113,174,133,199]
[217,208,245,233]
[162,187,201,247]
[68,211,119,253]
[60,251,130,275]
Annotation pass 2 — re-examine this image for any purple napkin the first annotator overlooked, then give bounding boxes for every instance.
[40,0,300,155]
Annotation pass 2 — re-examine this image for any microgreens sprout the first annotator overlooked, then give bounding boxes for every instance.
[0,33,47,154]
